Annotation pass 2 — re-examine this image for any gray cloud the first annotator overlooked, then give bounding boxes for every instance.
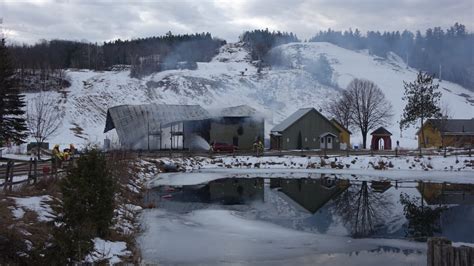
[0,0,472,44]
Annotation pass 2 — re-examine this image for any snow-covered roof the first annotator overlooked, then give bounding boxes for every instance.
[218,105,258,117]
[271,108,314,132]
[105,104,211,133]
[104,104,263,149]
[421,118,474,135]
[105,104,262,133]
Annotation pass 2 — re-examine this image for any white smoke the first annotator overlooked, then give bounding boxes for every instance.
[186,134,210,151]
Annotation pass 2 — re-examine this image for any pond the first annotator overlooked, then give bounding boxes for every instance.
[139,176,474,265]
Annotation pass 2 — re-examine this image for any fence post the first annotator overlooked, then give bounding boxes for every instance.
[7,160,14,192]
[33,158,38,184]
[3,161,11,190]
[427,237,474,266]
[28,158,33,182]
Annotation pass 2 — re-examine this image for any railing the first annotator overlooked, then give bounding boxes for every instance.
[0,158,71,192]
[131,147,472,159]
[0,151,131,191]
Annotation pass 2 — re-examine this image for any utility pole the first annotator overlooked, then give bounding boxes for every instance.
[439,64,442,81]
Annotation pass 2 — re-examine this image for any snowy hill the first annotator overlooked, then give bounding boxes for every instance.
[24,42,474,149]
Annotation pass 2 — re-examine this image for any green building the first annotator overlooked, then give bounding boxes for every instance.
[270,108,342,150]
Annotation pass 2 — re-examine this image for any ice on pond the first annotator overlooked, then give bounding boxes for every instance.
[139,176,474,265]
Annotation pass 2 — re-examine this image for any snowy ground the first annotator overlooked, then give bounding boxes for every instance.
[2,158,157,264]
[146,155,474,187]
[16,41,473,149]
[85,238,131,264]
[9,195,55,222]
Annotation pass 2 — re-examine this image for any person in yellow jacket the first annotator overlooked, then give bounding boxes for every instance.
[52,144,63,169]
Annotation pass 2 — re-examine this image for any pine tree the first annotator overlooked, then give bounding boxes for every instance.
[51,149,116,262]
[401,71,442,150]
[0,38,27,146]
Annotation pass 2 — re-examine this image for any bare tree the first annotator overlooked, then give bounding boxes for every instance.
[332,181,392,237]
[27,92,63,159]
[346,78,393,149]
[325,90,352,130]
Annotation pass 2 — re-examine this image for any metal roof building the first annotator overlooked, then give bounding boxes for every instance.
[104,104,211,149]
[104,104,263,150]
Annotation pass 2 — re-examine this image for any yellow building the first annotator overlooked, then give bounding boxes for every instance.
[331,119,351,149]
[416,118,474,148]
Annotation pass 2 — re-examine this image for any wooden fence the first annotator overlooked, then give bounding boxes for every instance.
[0,158,68,192]
[0,151,130,191]
[427,237,474,266]
[131,146,472,159]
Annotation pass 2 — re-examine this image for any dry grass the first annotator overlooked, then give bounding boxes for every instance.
[0,194,52,264]
[106,151,144,263]
[0,150,146,264]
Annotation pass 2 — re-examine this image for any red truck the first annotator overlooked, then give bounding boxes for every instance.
[210,142,236,153]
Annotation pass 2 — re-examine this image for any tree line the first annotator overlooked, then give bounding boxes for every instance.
[309,23,474,91]
[240,29,299,61]
[8,32,226,78]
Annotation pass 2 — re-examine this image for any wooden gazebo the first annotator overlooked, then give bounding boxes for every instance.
[370,127,392,150]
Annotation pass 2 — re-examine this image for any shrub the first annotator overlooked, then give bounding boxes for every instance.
[50,149,116,263]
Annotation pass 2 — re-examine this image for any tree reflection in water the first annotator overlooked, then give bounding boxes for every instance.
[399,192,446,241]
[332,181,392,238]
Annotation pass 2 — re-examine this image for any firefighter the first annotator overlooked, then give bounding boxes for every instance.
[254,139,264,156]
[257,140,264,156]
[69,144,76,155]
[52,144,63,169]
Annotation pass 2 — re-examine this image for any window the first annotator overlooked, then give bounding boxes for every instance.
[313,138,316,142]
[320,138,324,143]
[304,137,307,142]
[286,138,290,143]
[327,137,331,143]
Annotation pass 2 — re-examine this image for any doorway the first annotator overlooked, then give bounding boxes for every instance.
[326,136,333,149]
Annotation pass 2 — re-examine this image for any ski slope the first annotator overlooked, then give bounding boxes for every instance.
[23,42,474,149]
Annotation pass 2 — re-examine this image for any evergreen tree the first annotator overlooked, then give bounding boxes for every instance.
[0,38,27,146]
[401,71,442,149]
[50,149,115,262]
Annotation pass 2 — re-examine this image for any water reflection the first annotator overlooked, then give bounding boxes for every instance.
[332,181,392,238]
[149,177,474,243]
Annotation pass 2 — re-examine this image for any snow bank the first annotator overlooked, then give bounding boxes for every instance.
[85,238,131,264]
[149,168,474,187]
[146,155,474,187]
[10,195,55,222]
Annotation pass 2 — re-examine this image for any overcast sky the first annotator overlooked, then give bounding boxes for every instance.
[1,0,473,44]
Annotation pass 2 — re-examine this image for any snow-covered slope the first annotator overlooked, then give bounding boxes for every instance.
[25,42,474,148]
